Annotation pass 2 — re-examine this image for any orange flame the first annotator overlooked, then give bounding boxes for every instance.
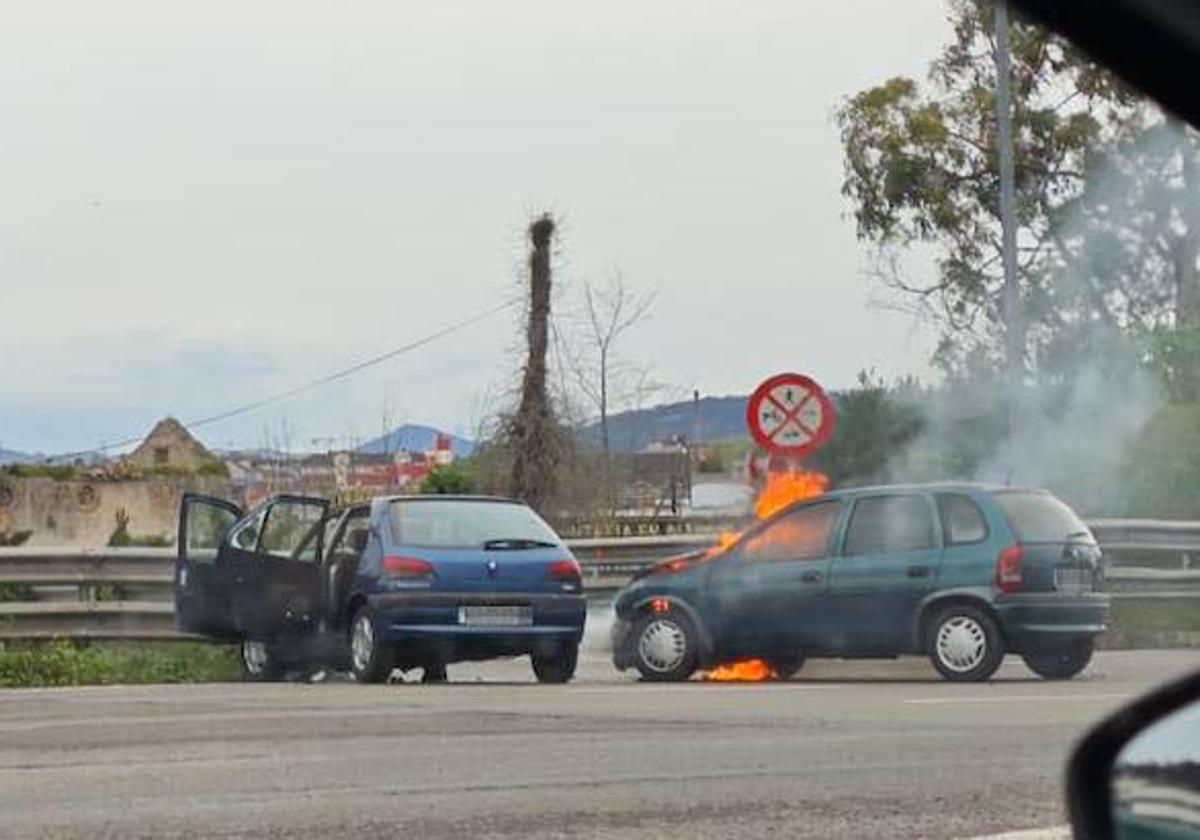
[753,469,830,519]
[704,658,777,682]
[699,466,829,682]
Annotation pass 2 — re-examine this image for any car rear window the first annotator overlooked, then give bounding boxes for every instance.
[991,491,1091,544]
[389,500,561,548]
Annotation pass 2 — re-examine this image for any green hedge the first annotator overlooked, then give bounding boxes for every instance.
[0,641,241,688]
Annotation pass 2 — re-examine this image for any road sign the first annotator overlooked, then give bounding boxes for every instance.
[745,372,835,456]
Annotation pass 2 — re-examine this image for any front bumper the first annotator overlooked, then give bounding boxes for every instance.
[994,591,1110,649]
[610,616,635,670]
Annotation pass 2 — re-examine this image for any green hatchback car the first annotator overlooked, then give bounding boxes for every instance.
[611,483,1109,682]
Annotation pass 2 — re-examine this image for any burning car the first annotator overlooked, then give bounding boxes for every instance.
[610,482,1108,683]
[176,493,586,683]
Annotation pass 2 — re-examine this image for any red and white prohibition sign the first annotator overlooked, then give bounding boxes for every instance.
[745,372,835,457]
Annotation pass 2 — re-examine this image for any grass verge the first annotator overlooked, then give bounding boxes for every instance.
[0,640,241,688]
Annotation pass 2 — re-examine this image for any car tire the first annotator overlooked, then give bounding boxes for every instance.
[767,654,806,681]
[349,606,394,684]
[240,640,286,682]
[631,609,700,682]
[1022,639,1094,680]
[532,643,578,684]
[422,663,449,684]
[927,604,1005,682]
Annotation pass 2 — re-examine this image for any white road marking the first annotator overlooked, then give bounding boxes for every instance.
[966,826,1071,839]
[906,693,1130,706]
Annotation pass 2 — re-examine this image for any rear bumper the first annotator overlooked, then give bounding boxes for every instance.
[994,592,1110,649]
[367,591,586,655]
[611,617,635,670]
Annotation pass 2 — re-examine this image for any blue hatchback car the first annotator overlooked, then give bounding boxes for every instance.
[177,493,586,683]
[611,483,1108,682]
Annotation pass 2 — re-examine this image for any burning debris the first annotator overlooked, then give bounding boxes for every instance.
[700,465,829,682]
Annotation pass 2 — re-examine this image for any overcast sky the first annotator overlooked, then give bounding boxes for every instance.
[0,0,951,455]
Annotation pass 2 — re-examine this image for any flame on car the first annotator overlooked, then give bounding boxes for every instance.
[701,465,829,682]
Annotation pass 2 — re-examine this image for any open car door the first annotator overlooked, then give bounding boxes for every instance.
[228,495,329,640]
[176,493,244,638]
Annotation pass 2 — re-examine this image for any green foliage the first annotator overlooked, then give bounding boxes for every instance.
[419,463,477,495]
[1,463,80,481]
[0,640,241,687]
[0,583,33,602]
[1117,403,1200,519]
[1145,325,1200,403]
[807,373,928,486]
[836,0,1195,373]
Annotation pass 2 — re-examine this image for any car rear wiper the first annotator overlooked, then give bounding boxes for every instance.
[482,538,558,550]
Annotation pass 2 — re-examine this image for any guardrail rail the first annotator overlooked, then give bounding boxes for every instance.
[0,520,1196,641]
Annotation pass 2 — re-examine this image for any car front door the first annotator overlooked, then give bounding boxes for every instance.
[229,495,329,639]
[707,500,843,659]
[176,493,244,638]
[826,493,941,653]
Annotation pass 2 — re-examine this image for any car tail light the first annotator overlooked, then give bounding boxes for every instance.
[995,545,1024,593]
[381,555,435,580]
[547,558,582,584]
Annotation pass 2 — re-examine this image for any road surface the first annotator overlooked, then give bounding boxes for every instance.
[3,650,1199,839]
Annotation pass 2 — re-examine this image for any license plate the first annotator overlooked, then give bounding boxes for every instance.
[1057,567,1093,591]
[458,606,532,626]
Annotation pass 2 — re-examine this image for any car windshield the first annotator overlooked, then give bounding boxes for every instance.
[389,500,560,548]
[993,491,1092,544]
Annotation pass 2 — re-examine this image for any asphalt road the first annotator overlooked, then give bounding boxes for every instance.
[3,649,1200,840]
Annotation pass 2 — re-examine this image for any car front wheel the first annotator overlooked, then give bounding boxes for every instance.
[767,654,806,681]
[1022,639,1094,680]
[927,604,1005,682]
[349,606,394,684]
[631,610,699,682]
[532,643,578,684]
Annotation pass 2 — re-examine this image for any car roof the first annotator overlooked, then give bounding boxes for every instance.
[375,494,522,504]
[816,482,1045,500]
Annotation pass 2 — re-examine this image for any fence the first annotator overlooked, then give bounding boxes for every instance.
[0,521,1197,641]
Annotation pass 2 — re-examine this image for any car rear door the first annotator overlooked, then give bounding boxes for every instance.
[707,500,842,658]
[229,495,329,638]
[826,493,941,653]
[176,493,244,638]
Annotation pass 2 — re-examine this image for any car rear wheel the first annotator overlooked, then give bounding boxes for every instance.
[631,610,699,682]
[240,640,285,681]
[767,654,806,681]
[532,643,578,684]
[1022,639,1094,680]
[349,606,394,684]
[927,604,1005,682]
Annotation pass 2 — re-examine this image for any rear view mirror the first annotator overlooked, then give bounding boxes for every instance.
[1067,670,1200,839]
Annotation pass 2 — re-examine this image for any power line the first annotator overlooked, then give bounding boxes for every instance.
[49,295,522,461]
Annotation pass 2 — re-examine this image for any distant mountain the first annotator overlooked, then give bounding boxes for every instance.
[356,424,475,458]
[582,395,749,452]
[0,448,37,465]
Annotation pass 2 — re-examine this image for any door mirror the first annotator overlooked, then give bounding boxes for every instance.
[1113,700,1200,837]
[1068,670,1200,839]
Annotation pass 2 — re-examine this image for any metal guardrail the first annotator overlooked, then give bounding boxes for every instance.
[0,520,1197,640]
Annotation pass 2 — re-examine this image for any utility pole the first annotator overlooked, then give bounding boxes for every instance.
[994,0,1022,380]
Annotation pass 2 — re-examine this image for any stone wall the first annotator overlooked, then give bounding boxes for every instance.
[0,477,228,548]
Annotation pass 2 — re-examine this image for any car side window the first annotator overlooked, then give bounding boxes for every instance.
[259,500,326,561]
[937,494,988,545]
[741,501,841,564]
[843,494,935,556]
[229,507,267,552]
[329,509,371,562]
